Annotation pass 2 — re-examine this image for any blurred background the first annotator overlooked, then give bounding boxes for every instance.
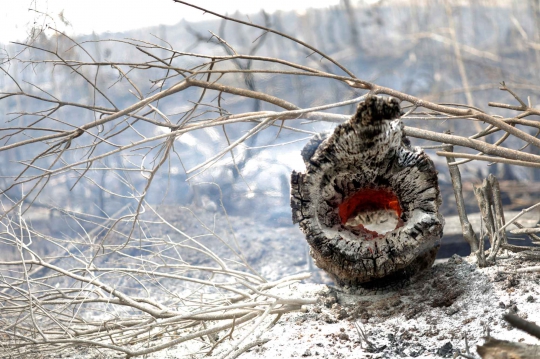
[2,0,540,279]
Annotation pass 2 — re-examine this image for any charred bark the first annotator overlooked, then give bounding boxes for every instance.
[291,96,444,289]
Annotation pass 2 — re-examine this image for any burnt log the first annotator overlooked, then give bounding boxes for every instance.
[290,96,444,289]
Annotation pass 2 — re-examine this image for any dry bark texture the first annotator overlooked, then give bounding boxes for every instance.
[477,338,540,359]
[291,96,444,289]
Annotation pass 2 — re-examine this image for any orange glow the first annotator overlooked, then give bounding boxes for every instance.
[338,188,402,226]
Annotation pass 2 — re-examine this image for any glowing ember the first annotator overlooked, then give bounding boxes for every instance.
[338,188,403,235]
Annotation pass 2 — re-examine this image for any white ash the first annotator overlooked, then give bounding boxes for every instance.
[197,254,539,359]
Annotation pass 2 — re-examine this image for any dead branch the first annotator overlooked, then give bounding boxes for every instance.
[3,2,540,357]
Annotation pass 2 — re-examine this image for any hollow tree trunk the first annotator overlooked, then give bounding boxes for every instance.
[290,96,444,289]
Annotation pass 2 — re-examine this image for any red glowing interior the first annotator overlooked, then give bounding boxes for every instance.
[338,188,402,226]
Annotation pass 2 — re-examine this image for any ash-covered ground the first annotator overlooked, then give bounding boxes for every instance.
[150,254,540,359]
[27,204,540,359]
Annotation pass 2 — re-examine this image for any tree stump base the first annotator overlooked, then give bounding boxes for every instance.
[291,96,444,289]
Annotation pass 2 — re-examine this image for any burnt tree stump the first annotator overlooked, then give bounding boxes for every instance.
[290,96,444,289]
